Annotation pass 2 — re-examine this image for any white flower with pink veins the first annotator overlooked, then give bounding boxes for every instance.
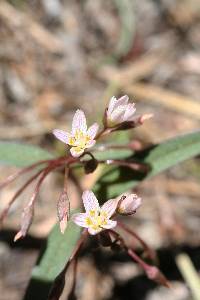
[106,95,136,127]
[53,110,99,157]
[71,190,118,235]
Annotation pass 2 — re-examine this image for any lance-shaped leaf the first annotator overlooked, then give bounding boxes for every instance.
[23,220,81,300]
[0,141,54,167]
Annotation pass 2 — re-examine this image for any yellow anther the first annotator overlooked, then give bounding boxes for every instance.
[89,210,96,217]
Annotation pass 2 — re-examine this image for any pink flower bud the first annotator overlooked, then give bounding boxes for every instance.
[117,194,142,216]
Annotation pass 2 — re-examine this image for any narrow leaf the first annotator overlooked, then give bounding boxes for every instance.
[94,131,200,198]
[0,141,53,167]
[32,221,81,282]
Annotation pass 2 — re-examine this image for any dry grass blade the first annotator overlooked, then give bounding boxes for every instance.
[98,53,163,84]
[176,253,200,300]
[0,2,64,53]
[126,83,200,119]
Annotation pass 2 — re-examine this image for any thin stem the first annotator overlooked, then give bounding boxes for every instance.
[108,229,126,249]
[0,156,69,190]
[0,160,49,190]
[64,229,88,272]
[28,156,78,207]
[0,156,77,225]
[28,161,67,206]
[99,159,149,172]
[109,229,151,269]
[63,166,69,193]
[108,229,169,287]
[80,151,96,161]
[127,248,149,270]
[95,127,111,140]
[68,255,78,299]
[0,168,45,224]
[93,144,130,151]
[117,221,156,261]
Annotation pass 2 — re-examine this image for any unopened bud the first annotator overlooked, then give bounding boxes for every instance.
[57,191,70,234]
[14,204,34,242]
[117,194,142,216]
[84,158,98,174]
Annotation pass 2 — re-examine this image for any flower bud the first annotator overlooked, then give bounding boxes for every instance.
[57,190,70,234]
[117,194,142,216]
[14,204,34,241]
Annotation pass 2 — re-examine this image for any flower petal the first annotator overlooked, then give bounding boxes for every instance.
[82,190,100,212]
[102,220,117,229]
[87,123,99,139]
[107,96,118,115]
[72,109,87,135]
[110,105,126,123]
[107,95,129,116]
[88,226,102,235]
[86,139,96,149]
[113,95,129,111]
[101,198,119,218]
[71,213,88,228]
[70,147,84,157]
[52,129,71,144]
[123,103,136,121]
[118,194,142,215]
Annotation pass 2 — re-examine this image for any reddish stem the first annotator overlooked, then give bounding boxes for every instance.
[127,248,150,270]
[0,168,45,224]
[0,156,69,190]
[28,157,74,207]
[104,159,149,172]
[117,221,156,261]
[68,254,78,299]
[95,127,111,140]
[127,248,170,288]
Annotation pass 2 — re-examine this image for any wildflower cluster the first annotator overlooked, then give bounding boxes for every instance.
[0,95,169,297]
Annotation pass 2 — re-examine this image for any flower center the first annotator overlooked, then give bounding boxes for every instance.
[86,210,108,230]
[69,130,91,149]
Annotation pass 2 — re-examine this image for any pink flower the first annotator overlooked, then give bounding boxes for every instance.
[106,95,136,127]
[71,190,118,235]
[53,110,99,157]
[117,194,142,215]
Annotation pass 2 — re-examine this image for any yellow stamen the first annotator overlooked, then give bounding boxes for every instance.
[70,130,91,150]
[89,210,96,217]
[86,217,92,226]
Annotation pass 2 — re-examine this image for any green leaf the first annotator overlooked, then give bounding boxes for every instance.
[92,131,132,160]
[93,148,133,161]
[32,221,81,282]
[0,141,53,167]
[23,221,81,299]
[94,131,200,199]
